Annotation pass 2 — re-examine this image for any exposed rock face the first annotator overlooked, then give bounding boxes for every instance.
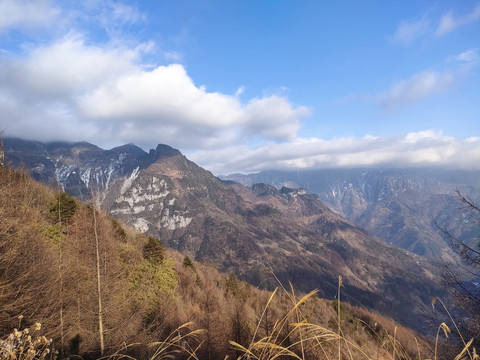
[223,168,480,262]
[4,138,448,332]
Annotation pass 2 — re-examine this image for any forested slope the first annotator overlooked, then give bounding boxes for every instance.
[0,166,444,359]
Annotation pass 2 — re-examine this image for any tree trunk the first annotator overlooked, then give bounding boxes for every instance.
[93,207,105,355]
[57,191,65,358]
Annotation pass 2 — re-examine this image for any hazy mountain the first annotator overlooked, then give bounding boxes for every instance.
[3,138,445,332]
[222,169,480,262]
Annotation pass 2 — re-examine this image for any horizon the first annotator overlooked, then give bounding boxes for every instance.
[0,0,479,174]
[3,135,480,176]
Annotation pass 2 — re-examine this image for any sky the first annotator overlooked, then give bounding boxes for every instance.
[0,0,479,174]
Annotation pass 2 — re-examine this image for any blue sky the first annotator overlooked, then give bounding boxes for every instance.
[0,0,479,174]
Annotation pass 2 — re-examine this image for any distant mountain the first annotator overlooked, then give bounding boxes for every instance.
[3,138,445,332]
[222,168,480,262]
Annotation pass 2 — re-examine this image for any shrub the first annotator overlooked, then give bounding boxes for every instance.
[143,236,165,265]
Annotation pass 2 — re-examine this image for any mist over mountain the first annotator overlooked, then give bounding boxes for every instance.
[3,137,451,332]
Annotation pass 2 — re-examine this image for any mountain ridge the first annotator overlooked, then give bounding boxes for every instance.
[0,164,440,359]
[222,168,479,262]
[3,137,447,332]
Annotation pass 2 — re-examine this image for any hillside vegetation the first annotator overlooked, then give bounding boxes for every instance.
[0,166,467,359]
[3,139,447,333]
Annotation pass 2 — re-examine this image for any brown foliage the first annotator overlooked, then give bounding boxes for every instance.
[1,166,447,359]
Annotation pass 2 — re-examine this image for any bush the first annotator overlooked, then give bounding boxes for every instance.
[143,236,165,265]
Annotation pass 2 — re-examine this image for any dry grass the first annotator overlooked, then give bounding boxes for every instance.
[1,166,477,360]
[104,323,204,360]
[0,317,56,360]
[229,278,478,360]
[1,286,478,360]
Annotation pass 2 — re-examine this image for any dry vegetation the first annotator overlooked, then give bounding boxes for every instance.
[0,166,477,359]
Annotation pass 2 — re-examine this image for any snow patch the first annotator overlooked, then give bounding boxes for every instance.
[81,169,91,189]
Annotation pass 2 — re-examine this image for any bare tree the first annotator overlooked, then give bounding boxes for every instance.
[436,189,480,346]
[92,205,105,355]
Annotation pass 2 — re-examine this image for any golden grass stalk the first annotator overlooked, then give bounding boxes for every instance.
[231,290,318,360]
[454,338,474,360]
[232,278,391,360]
[0,320,55,360]
[414,337,422,360]
[147,322,204,360]
[432,297,472,359]
[434,322,450,360]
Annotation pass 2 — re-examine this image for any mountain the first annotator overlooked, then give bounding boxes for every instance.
[0,164,441,360]
[3,138,445,332]
[222,168,480,262]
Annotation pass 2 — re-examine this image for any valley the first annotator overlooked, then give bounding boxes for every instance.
[2,138,461,333]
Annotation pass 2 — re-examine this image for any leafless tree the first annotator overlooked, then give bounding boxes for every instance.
[436,189,480,346]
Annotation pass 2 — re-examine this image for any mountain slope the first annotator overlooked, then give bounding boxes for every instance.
[3,138,445,332]
[222,168,480,262]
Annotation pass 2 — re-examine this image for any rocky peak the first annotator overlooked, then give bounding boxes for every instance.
[280,186,307,197]
[148,144,182,160]
[108,143,147,157]
[251,183,279,197]
[3,137,449,332]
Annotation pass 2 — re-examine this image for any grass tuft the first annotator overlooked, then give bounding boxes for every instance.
[0,318,56,360]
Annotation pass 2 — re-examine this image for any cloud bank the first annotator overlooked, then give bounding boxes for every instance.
[188,131,480,174]
[0,32,309,150]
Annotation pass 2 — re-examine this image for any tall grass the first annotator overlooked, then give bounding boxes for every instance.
[103,322,204,360]
[230,279,478,360]
[0,317,56,360]
[1,285,477,360]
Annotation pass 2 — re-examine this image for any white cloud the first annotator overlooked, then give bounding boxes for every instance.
[376,48,480,110]
[1,33,140,100]
[109,2,145,24]
[244,96,310,140]
[455,48,479,64]
[77,64,308,146]
[235,86,245,98]
[436,4,480,36]
[1,1,478,176]
[0,30,309,150]
[377,70,453,110]
[163,50,182,62]
[189,131,480,174]
[0,0,60,33]
[392,17,430,44]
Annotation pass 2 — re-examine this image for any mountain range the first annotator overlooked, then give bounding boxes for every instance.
[2,137,461,332]
[222,168,480,263]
